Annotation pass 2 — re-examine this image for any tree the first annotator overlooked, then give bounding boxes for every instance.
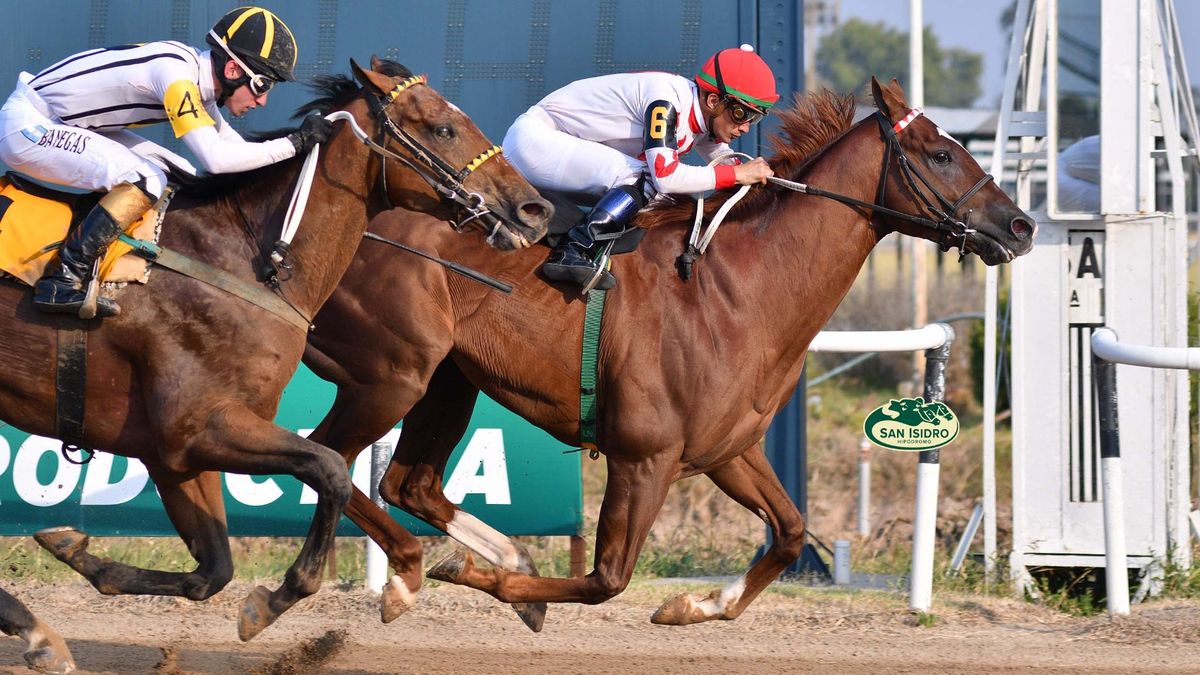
[815,18,983,107]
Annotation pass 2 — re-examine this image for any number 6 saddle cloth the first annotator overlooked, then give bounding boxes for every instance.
[0,173,164,287]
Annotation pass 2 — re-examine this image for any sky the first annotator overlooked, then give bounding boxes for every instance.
[836,0,1200,109]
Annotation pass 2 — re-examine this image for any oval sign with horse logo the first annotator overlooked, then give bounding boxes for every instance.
[863,397,960,451]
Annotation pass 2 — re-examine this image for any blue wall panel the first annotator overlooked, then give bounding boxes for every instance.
[0,1,799,164]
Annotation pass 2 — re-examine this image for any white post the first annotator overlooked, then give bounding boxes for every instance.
[364,441,391,595]
[1100,455,1131,616]
[910,457,940,611]
[857,437,871,536]
[908,0,927,382]
[908,333,952,613]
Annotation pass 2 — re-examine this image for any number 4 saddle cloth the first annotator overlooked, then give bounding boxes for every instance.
[0,173,164,287]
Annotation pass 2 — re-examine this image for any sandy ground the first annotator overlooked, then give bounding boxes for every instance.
[2,578,1199,675]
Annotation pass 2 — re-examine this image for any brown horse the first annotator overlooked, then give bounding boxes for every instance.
[303,78,1034,626]
[0,55,550,654]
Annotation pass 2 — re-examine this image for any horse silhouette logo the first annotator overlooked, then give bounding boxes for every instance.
[863,397,960,451]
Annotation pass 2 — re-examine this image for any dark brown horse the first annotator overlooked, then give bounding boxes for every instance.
[304,78,1034,626]
[0,56,551,657]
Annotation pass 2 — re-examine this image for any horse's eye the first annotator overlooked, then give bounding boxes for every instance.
[434,125,454,141]
[932,150,952,165]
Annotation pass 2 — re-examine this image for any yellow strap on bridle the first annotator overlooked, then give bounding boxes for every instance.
[384,74,428,104]
[462,145,502,176]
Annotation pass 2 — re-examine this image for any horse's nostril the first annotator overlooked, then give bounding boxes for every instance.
[1010,217,1035,239]
[520,200,551,225]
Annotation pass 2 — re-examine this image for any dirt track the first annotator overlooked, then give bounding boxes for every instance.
[2,579,1199,674]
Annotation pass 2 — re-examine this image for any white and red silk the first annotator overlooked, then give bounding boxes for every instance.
[534,72,738,194]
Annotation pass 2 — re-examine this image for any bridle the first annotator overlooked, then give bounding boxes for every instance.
[364,74,513,237]
[873,108,993,257]
[771,108,994,258]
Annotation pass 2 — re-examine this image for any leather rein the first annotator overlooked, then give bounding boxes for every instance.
[769,109,994,258]
[365,75,510,237]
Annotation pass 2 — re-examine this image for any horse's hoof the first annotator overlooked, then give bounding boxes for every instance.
[427,549,471,583]
[380,575,417,623]
[510,602,547,632]
[33,527,89,562]
[650,592,708,626]
[23,623,75,674]
[238,585,276,642]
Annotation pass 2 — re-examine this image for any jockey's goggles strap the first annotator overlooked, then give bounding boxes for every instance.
[208,29,277,96]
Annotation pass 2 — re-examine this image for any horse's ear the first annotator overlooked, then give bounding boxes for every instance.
[370,54,383,72]
[870,76,910,123]
[350,58,370,86]
[350,57,391,95]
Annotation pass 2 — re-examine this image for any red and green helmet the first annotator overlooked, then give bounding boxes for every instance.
[695,44,780,113]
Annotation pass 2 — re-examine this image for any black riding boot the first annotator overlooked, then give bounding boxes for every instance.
[542,184,645,290]
[32,183,152,319]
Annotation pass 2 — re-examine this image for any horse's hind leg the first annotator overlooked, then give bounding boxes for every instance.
[426,451,676,610]
[306,386,426,622]
[35,465,232,599]
[184,403,350,641]
[651,442,805,625]
[381,360,547,630]
[0,586,74,674]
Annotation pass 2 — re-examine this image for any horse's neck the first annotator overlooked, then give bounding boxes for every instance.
[738,125,882,322]
[165,132,376,318]
[287,139,375,312]
[708,123,886,392]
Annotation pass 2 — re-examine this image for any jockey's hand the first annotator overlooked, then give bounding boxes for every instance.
[734,157,773,186]
[288,115,335,155]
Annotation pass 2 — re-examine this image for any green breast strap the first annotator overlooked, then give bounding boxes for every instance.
[579,289,607,448]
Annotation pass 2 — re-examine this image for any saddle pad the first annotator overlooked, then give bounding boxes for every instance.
[0,176,158,286]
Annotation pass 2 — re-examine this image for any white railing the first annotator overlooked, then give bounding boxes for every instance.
[1090,327,1200,617]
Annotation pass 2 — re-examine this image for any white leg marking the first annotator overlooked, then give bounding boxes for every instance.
[445,512,524,570]
[385,575,417,606]
[693,576,748,618]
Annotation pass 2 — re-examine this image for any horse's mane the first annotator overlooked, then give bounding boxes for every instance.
[168,58,415,198]
[638,89,858,229]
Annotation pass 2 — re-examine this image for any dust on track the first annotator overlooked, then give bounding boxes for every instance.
[1,579,1198,674]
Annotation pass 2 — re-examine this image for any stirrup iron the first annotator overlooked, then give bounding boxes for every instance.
[78,258,103,320]
[581,241,616,294]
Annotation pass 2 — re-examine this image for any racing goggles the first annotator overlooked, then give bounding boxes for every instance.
[208,30,279,97]
[724,98,767,125]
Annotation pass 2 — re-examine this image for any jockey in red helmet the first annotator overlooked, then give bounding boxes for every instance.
[503,45,779,290]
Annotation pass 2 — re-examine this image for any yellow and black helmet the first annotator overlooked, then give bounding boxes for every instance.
[206,7,298,84]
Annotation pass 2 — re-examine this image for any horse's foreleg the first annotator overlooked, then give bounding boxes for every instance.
[0,586,75,674]
[427,453,675,610]
[184,403,350,641]
[307,387,426,622]
[35,465,232,600]
[651,443,804,625]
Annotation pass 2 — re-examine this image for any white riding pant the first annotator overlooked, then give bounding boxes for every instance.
[502,105,644,201]
[0,75,185,199]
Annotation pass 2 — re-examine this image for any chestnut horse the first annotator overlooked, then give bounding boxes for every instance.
[0,56,550,660]
[303,78,1035,627]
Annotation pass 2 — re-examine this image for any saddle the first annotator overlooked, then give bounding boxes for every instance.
[0,173,163,288]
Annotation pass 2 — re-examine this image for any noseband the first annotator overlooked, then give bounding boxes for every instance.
[872,109,994,258]
[366,75,511,237]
